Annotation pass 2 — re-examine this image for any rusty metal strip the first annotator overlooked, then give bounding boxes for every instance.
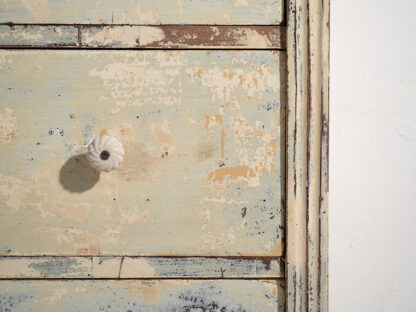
[0,24,285,49]
[0,256,283,279]
[286,0,329,311]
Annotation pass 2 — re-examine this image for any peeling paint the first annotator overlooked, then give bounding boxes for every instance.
[0,50,283,256]
[0,107,19,143]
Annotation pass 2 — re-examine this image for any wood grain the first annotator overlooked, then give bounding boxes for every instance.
[286,0,330,311]
[0,25,285,49]
[0,25,78,47]
[0,256,283,279]
[0,280,285,311]
[0,0,283,25]
[0,50,285,257]
[80,25,286,49]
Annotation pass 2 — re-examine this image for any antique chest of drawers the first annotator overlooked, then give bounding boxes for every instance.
[0,1,329,311]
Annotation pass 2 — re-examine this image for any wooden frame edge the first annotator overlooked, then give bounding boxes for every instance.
[286,0,329,311]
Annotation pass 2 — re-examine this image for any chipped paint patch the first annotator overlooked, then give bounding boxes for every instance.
[121,258,156,278]
[205,114,223,128]
[0,107,19,143]
[236,29,272,47]
[82,26,165,48]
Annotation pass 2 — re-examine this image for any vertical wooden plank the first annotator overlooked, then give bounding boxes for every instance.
[287,0,329,311]
[286,0,309,311]
[319,0,330,310]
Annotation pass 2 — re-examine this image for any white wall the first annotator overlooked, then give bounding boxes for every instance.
[330,0,416,311]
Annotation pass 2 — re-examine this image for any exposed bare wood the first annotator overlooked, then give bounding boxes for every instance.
[0,25,285,49]
[0,256,283,279]
[286,0,329,311]
[80,25,286,49]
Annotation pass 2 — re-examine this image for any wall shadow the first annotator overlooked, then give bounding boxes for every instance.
[59,154,100,193]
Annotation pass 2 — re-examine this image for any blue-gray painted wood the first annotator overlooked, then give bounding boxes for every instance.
[0,280,285,311]
[0,256,283,278]
[0,0,283,25]
[0,25,78,47]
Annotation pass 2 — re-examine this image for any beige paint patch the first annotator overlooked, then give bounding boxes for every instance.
[122,281,159,302]
[0,107,19,143]
[135,5,158,24]
[234,0,249,6]
[119,209,151,225]
[36,226,120,251]
[139,26,165,46]
[191,63,279,103]
[92,257,121,278]
[19,0,50,22]
[237,29,272,47]
[151,119,174,153]
[0,174,28,212]
[34,288,68,305]
[83,26,165,47]
[89,52,184,107]
[121,258,155,278]
[34,198,91,223]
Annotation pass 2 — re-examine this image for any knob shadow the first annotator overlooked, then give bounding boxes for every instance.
[59,154,100,193]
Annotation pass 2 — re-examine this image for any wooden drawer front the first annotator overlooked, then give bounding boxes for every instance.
[0,0,283,25]
[0,280,285,312]
[0,50,284,257]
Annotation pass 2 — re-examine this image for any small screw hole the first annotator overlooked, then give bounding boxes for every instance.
[100,150,110,160]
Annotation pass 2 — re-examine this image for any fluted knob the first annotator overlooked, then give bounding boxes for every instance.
[87,135,125,172]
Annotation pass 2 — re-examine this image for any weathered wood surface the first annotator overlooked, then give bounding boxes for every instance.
[0,256,283,278]
[80,25,286,49]
[0,25,79,47]
[286,0,330,311]
[0,0,283,25]
[0,25,285,49]
[0,280,285,311]
[0,50,285,256]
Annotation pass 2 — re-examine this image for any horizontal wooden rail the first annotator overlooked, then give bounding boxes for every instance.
[0,256,283,279]
[0,24,285,49]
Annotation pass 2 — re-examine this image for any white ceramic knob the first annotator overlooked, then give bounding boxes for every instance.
[87,135,125,172]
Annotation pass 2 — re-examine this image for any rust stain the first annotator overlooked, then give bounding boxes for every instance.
[258,68,264,76]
